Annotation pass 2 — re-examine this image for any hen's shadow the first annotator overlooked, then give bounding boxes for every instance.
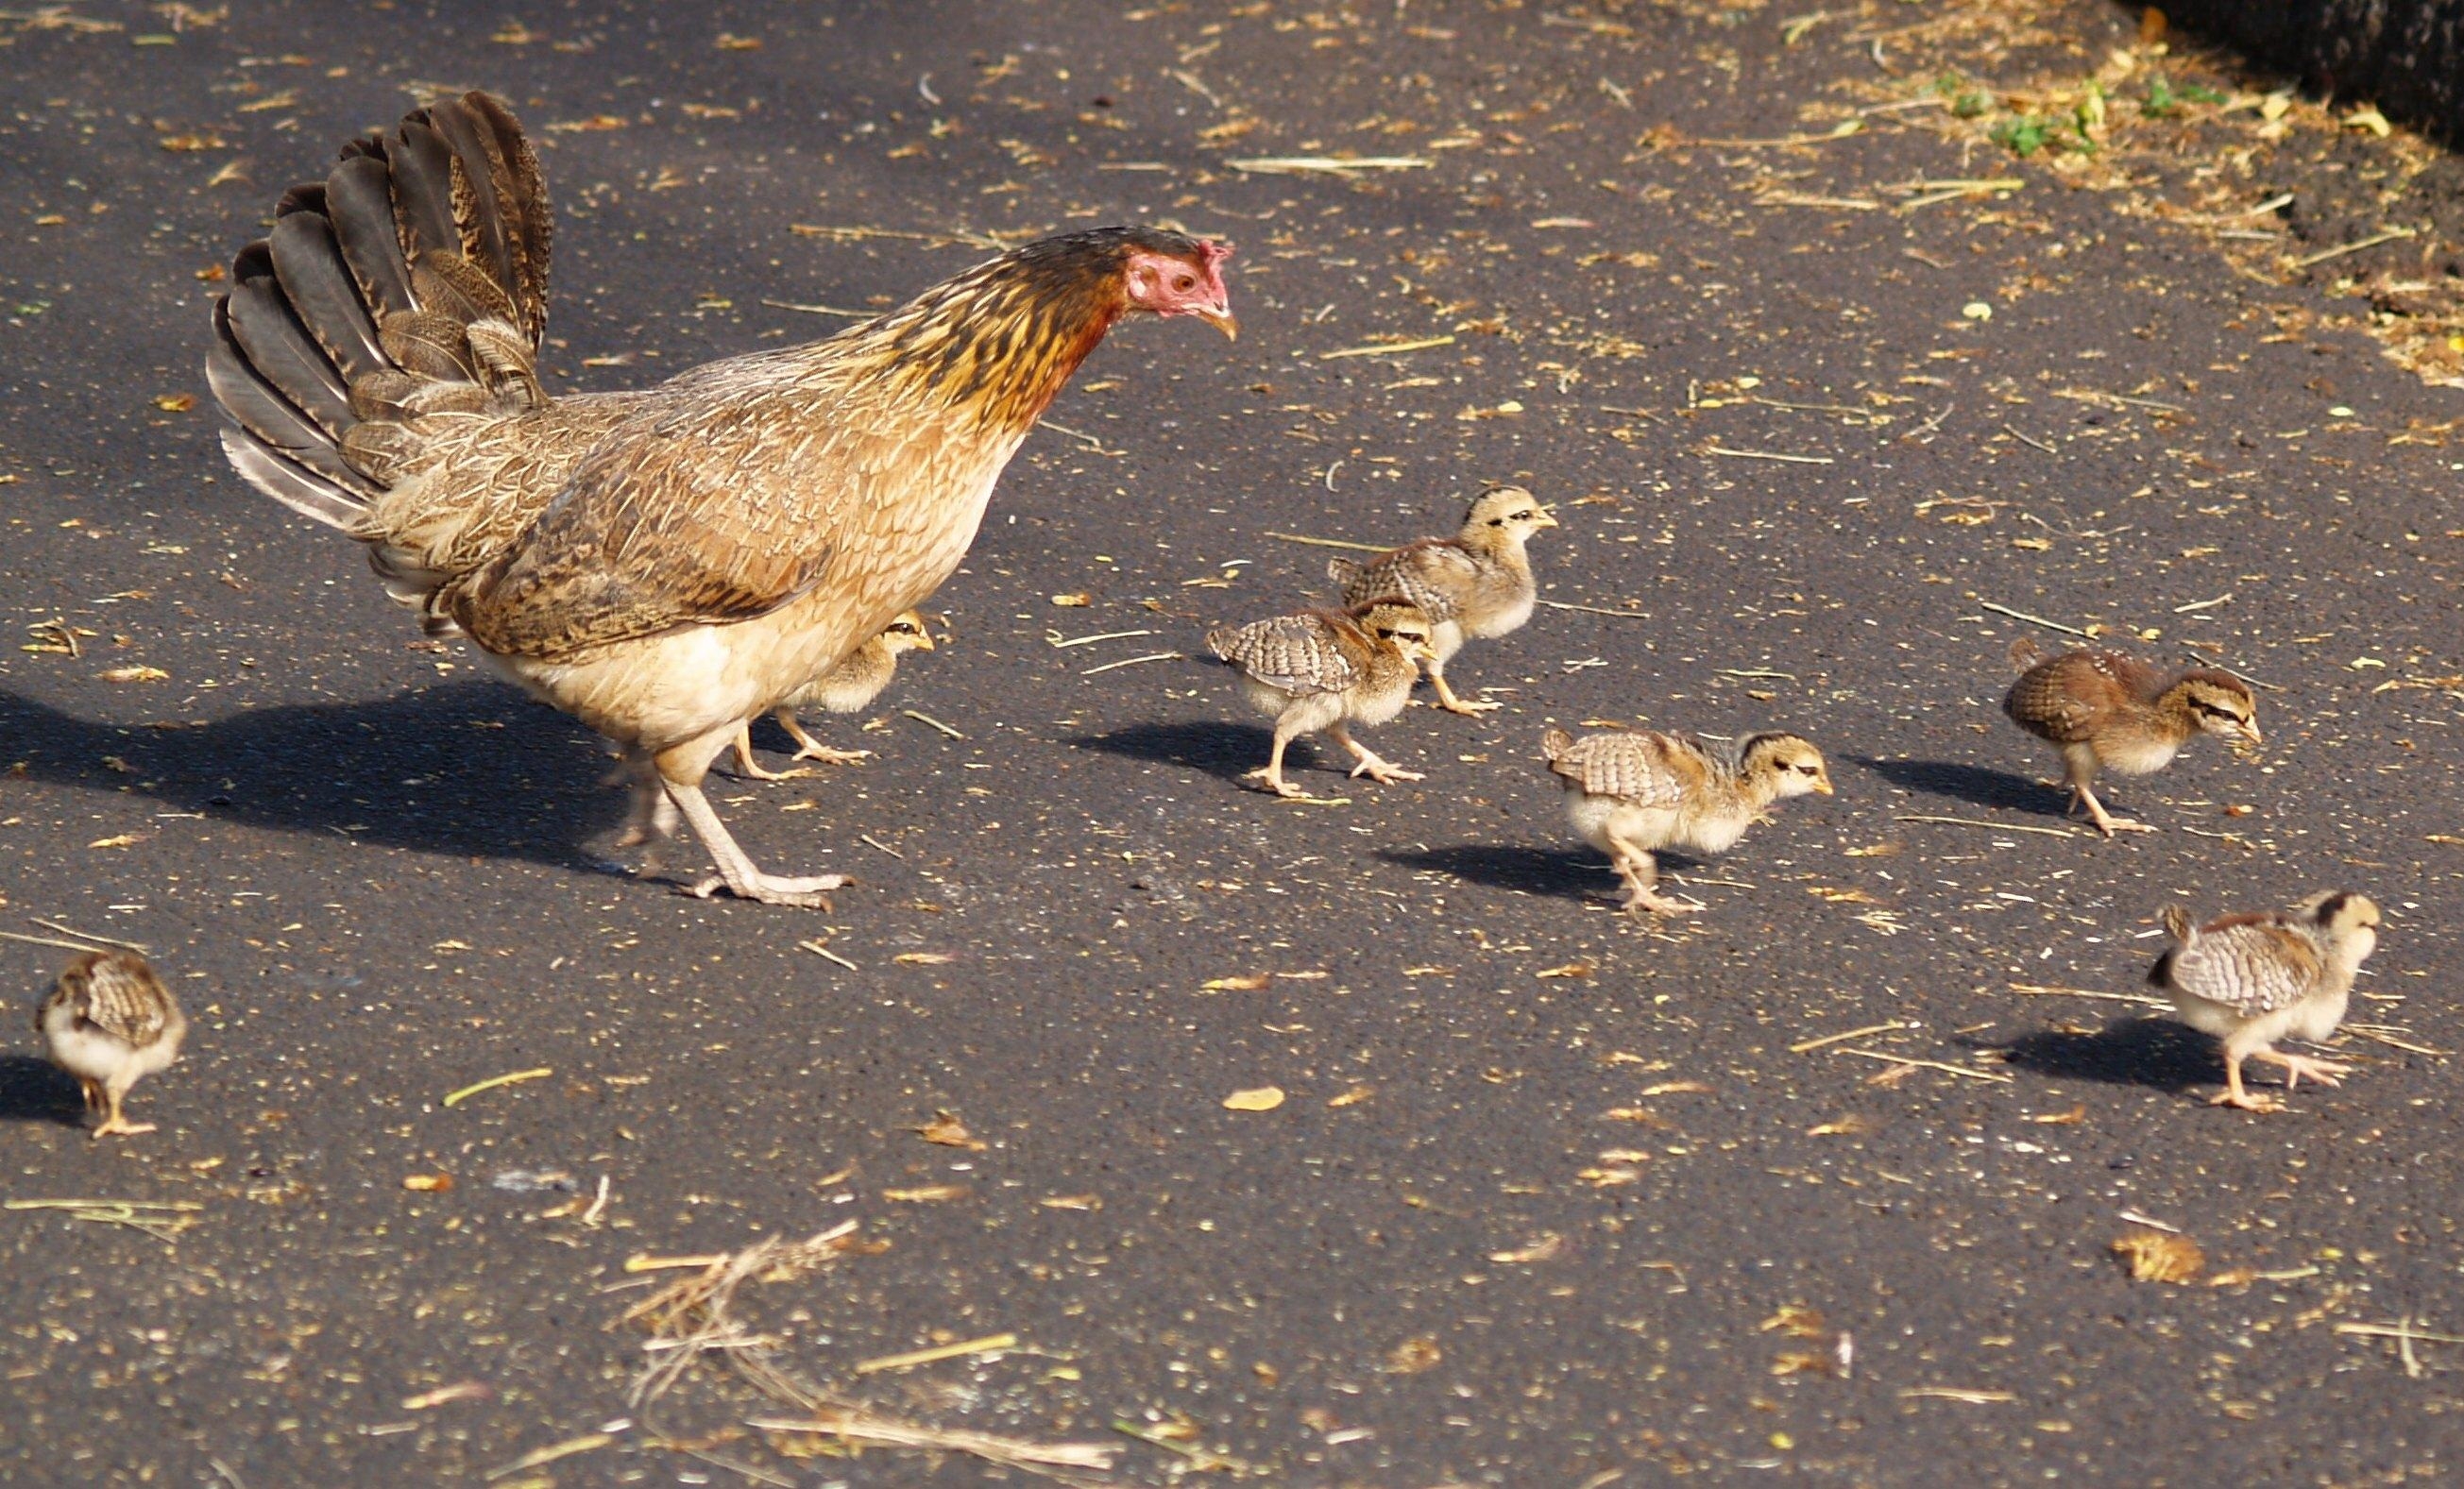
[0,685,626,870]
[1378,842,1620,904]
[0,1055,85,1126]
[1072,719,1281,786]
[1861,756,2070,821]
[1996,1015,2215,1094]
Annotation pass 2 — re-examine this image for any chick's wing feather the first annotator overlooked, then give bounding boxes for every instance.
[1548,731,1691,807]
[1210,613,1361,696]
[2168,921,2320,1016]
[1337,539,1475,619]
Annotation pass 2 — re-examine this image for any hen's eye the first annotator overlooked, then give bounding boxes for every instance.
[1173,274,1196,292]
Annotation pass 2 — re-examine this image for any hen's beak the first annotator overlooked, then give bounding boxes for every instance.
[1197,306,1239,340]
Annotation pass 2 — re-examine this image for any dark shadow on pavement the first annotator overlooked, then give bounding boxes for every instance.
[1378,842,1611,904]
[0,685,626,871]
[1072,719,1276,786]
[0,1055,85,1126]
[1861,756,2070,820]
[1995,1016,2215,1095]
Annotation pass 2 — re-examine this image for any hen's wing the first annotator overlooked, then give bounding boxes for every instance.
[2165,919,2320,1016]
[1334,538,1477,619]
[1208,612,1362,697]
[448,376,935,659]
[1544,730,1694,806]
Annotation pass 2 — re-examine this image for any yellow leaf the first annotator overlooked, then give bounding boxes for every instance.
[154,394,195,413]
[401,1173,453,1192]
[912,1110,984,1149]
[883,1184,969,1202]
[1640,1080,1714,1096]
[1535,961,1593,979]
[1385,1336,1442,1374]
[2113,1228,2204,1283]
[96,665,169,683]
[1327,1084,1375,1108]
[1202,973,1271,991]
[1050,593,1093,607]
[1039,1193,1100,1210]
[88,834,140,849]
[1487,1233,1564,1264]
[892,952,955,965]
[1222,1086,1285,1112]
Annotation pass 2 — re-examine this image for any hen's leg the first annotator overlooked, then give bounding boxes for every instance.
[781,710,874,767]
[1330,724,1424,785]
[659,741,849,908]
[91,1080,155,1139]
[614,750,680,848]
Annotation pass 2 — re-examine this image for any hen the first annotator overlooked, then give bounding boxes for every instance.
[209,92,1233,905]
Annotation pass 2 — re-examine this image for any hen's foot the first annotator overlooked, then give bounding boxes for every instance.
[688,871,853,909]
[790,746,875,767]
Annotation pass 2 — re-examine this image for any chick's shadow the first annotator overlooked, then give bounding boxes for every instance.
[1073,719,1282,785]
[1992,1015,2217,1094]
[1860,756,2070,821]
[1377,841,1651,905]
[0,1055,86,1126]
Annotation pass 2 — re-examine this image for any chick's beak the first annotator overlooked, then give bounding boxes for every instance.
[915,630,937,651]
[1534,506,1562,528]
[1814,774,1836,796]
[1197,305,1238,340]
[2237,720,2263,747]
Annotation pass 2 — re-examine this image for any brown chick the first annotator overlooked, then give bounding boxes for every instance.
[1541,726,1833,914]
[209,93,1235,908]
[1326,484,1558,715]
[1207,601,1437,798]
[2150,891,2380,1112]
[38,951,187,1139]
[730,611,935,779]
[2001,637,2260,837]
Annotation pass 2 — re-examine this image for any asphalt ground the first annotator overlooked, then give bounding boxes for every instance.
[2,2,2460,1484]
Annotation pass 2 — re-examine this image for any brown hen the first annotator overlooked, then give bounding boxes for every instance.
[209,93,1233,905]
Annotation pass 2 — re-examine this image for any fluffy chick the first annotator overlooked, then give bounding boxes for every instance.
[37,950,187,1139]
[2150,891,2380,1112]
[1541,726,1833,914]
[2002,637,2260,836]
[1208,601,1436,798]
[1327,484,1557,715]
[731,610,935,779]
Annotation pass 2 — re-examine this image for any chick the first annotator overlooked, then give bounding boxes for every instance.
[2150,892,2379,1112]
[1327,484,1558,715]
[37,950,187,1139]
[1207,601,1437,798]
[2002,636,2261,837]
[1541,726,1833,914]
[730,611,936,779]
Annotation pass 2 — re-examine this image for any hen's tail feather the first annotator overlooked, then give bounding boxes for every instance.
[208,90,553,531]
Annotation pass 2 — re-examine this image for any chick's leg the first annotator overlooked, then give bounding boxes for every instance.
[1608,839,1691,915]
[728,724,797,783]
[2063,744,2151,836]
[1426,663,1499,717]
[780,710,873,767]
[1330,724,1424,786]
[1243,718,1308,799]
[2209,1036,2286,1112]
[91,1081,155,1139]
[2252,1046,2352,1090]
[659,740,850,908]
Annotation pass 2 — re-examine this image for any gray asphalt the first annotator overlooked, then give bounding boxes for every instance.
[2,2,2460,1485]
